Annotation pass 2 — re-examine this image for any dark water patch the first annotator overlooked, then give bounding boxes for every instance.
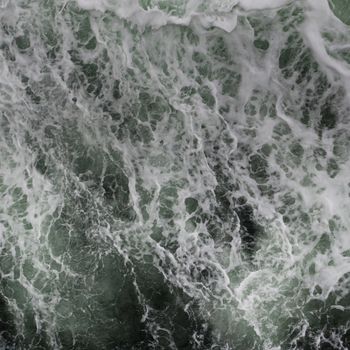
[15,34,31,51]
[235,204,264,255]
[329,0,350,25]
[198,85,215,108]
[254,39,269,50]
[249,153,269,184]
[23,306,50,350]
[185,197,198,215]
[134,263,213,349]
[320,100,338,131]
[0,291,16,347]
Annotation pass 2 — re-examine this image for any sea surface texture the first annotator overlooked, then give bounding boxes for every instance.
[0,0,350,349]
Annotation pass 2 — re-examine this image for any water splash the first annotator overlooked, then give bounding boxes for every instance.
[0,0,350,349]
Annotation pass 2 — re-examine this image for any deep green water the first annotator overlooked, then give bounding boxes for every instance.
[1,0,350,349]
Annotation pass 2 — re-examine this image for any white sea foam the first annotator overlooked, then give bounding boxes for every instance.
[1,0,350,348]
[239,0,292,10]
[77,0,239,31]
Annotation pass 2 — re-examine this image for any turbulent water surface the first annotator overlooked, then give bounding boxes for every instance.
[1,0,350,349]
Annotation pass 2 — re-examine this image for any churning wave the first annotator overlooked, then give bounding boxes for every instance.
[0,0,350,349]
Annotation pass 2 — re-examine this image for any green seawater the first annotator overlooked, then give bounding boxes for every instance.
[0,0,350,349]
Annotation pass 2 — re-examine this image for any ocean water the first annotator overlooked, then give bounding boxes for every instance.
[0,0,350,349]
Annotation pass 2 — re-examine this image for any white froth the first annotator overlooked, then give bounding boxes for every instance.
[1,0,350,348]
[239,0,292,10]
